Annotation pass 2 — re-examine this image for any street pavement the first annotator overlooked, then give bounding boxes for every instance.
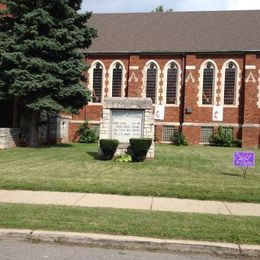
[0,189,260,217]
[0,239,249,260]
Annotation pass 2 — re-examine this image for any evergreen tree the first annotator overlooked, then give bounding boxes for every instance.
[0,0,97,145]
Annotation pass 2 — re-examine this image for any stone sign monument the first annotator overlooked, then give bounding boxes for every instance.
[99,97,154,159]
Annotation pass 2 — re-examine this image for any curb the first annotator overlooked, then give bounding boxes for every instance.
[0,229,260,258]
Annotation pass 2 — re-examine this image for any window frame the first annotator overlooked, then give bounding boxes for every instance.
[162,125,177,143]
[200,126,214,144]
[108,60,126,98]
[162,60,181,106]
[87,60,106,104]
[142,60,160,104]
[198,60,218,107]
[221,60,240,107]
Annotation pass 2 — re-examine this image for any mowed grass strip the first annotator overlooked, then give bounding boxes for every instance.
[0,203,260,245]
[0,144,259,202]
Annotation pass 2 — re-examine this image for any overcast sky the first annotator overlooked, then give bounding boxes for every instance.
[81,0,260,13]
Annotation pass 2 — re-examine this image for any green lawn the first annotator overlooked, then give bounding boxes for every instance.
[1,203,259,244]
[0,144,259,202]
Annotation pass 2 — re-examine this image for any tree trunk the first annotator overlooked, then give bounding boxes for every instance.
[46,112,50,145]
[29,110,40,147]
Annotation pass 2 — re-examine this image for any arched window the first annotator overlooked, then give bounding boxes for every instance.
[92,62,103,103]
[224,62,236,105]
[112,62,123,97]
[202,62,215,105]
[166,62,178,104]
[146,62,157,103]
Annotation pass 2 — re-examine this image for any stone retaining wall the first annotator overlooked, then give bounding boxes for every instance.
[0,128,22,149]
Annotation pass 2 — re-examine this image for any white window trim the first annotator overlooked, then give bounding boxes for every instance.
[88,60,106,104]
[142,60,160,103]
[198,59,218,107]
[162,60,182,106]
[220,59,241,107]
[108,60,126,98]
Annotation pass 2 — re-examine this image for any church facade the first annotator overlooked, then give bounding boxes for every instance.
[69,10,260,147]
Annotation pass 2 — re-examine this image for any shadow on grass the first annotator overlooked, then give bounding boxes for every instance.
[33,144,74,149]
[86,151,101,160]
[221,172,241,177]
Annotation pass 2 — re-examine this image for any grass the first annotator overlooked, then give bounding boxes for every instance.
[0,203,259,245]
[0,143,259,202]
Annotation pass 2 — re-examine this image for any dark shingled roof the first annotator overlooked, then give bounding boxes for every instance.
[86,10,260,54]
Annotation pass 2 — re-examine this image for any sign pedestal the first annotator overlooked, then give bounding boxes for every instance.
[99,98,154,159]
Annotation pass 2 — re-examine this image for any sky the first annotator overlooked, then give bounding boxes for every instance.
[81,0,260,13]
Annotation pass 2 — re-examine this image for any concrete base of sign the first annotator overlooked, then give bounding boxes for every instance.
[99,97,155,159]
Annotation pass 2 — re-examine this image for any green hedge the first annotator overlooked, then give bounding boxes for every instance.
[99,139,119,160]
[130,138,152,162]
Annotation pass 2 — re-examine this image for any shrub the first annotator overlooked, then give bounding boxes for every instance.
[171,130,188,146]
[210,126,233,147]
[76,122,97,143]
[130,138,152,162]
[99,139,119,160]
[114,153,132,163]
[233,139,242,147]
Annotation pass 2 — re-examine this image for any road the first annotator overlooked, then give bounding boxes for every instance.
[0,239,247,260]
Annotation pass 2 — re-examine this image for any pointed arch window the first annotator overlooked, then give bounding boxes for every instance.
[224,62,236,105]
[112,62,123,97]
[166,62,178,104]
[202,62,215,105]
[146,62,157,103]
[92,62,103,103]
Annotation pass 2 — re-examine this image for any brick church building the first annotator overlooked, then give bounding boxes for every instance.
[68,10,260,147]
[0,5,260,148]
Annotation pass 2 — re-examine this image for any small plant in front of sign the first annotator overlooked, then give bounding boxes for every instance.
[171,131,188,146]
[100,139,119,160]
[114,153,132,163]
[130,138,152,162]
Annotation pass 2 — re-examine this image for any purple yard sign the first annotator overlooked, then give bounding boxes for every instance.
[233,151,255,168]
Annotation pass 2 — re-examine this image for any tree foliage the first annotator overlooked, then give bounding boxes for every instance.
[0,0,97,114]
[151,5,173,13]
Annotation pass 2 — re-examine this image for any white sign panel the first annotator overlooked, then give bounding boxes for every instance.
[154,105,165,120]
[212,106,223,121]
[111,110,144,142]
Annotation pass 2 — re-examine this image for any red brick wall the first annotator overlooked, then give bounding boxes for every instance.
[242,54,260,147]
[67,53,259,148]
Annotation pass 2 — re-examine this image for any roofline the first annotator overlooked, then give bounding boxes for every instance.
[90,9,260,15]
[84,50,260,56]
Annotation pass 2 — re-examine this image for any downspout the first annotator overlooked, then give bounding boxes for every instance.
[180,53,186,131]
[241,52,247,144]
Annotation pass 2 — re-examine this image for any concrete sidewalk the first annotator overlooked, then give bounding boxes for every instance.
[0,189,259,217]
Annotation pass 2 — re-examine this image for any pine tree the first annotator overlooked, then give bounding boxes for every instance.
[0,0,97,145]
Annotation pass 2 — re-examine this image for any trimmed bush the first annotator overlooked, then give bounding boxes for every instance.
[100,139,119,160]
[130,138,152,162]
[76,122,97,143]
[171,130,188,146]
